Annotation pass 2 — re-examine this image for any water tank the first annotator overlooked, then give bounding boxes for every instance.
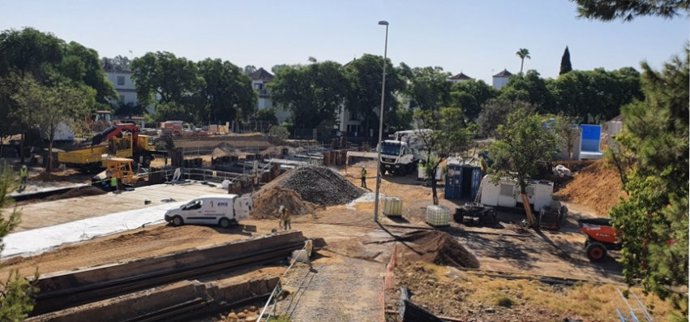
[425,205,450,227]
[383,197,403,217]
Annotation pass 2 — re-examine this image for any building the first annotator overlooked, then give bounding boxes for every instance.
[448,72,473,83]
[249,68,290,124]
[105,70,138,106]
[492,69,512,90]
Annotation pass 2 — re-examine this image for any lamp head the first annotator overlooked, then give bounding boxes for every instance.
[378,20,389,26]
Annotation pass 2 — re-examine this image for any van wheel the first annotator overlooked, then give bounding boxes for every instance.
[219,218,232,228]
[171,216,184,227]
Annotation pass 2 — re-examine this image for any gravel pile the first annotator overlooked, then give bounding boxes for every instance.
[279,166,364,206]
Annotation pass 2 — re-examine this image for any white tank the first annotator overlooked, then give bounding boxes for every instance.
[425,205,450,227]
[383,197,403,216]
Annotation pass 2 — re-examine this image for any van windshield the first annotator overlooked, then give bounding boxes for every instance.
[182,200,202,210]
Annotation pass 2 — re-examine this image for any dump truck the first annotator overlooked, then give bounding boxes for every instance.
[378,129,430,176]
[57,124,156,171]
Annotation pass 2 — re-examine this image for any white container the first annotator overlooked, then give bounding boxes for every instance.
[383,197,403,217]
[425,205,450,227]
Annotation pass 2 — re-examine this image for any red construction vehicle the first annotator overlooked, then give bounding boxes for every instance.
[578,218,621,261]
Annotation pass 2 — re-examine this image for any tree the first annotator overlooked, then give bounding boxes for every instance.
[243,65,257,76]
[196,58,255,123]
[271,61,349,130]
[404,66,451,111]
[449,79,498,120]
[102,55,131,72]
[12,76,95,173]
[131,51,200,120]
[498,70,554,112]
[488,108,558,226]
[60,41,116,105]
[345,54,406,137]
[268,125,289,140]
[0,166,36,320]
[516,48,531,75]
[609,50,688,315]
[477,99,536,138]
[414,107,474,205]
[571,0,690,21]
[254,108,278,125]
[551,113,581,160]
[560,46,572,75]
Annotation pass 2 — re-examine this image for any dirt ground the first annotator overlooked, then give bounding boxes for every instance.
[554,160,627,216]
[2,161,679,321]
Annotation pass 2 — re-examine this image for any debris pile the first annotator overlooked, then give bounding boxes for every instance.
[45,186,106,201]
[250,165,364,218]
[398,230,479,269]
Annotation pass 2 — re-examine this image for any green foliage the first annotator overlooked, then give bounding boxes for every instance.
[12,75,95,172]
[547,67,642,120]
[0,166,36,321]
[560,46,572,75]
[344,54,406,136]
[404,66,451,111]
[268,125,289,141]
[197,58,255,123]
[499,70,554,113]
[550,113,581,160]
[496,295,514,308]
[414,107,474,204]
[271,61,349,129]
[477,99,536,138]
[609,50,688,313]
[255,108,279,125]
[450,79,498,119]
[572,0,689,21]
[488,107,558,193]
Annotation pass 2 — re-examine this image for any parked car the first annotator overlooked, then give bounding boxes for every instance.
[164,194,252,228]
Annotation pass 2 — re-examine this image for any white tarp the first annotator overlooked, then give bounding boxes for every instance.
[1,201,184,258]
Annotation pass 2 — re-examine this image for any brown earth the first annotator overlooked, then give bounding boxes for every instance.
[554,160,627,216]
[396,230,480,269]
[250,186,319,218]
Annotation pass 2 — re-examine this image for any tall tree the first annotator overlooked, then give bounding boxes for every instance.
[571,0,690,21]
[12,76,95,173]
[131,52,201,121]
[61,41,116,105]
[560,46,573,75]
[404,66,451,111]
[477,99,536,138]
[609,50,688,316]
[344,54,405,137]
[516,48,531,75]
[414,107,474,205]
[271,61,349,130]
[0,166,36,320]
[488,108,558,226]
[498,70,554,112]
[449,79,498,120]
[196,58,255,123]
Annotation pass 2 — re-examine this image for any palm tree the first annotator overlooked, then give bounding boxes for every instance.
[516,48,531,75]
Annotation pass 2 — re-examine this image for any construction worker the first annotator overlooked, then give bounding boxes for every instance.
[360,167,367,189]
[110,174,119,192]
[279,205,291,231]
[19,165,28,190]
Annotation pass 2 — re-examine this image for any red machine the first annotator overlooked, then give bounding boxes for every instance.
[578,218,621,261]
[91,123,140,146]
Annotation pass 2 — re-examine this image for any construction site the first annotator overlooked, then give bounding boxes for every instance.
[0,127,679,322]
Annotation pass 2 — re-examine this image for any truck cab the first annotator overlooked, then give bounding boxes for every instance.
[379,140,418,176]
[164,194,253,228]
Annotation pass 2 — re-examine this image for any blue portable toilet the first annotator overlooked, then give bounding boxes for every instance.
[579,124,603,160]
[445,158,482,201]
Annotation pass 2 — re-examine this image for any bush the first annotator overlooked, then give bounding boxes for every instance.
[496,295,514,308]
[268,126,289,140]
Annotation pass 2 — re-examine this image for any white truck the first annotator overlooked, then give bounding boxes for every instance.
[379,129,430,176]
[164,194,253,228]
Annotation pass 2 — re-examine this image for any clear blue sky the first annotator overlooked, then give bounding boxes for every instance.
[1,0,687,83]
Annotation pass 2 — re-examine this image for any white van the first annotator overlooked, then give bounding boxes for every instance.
[164,194,253,228]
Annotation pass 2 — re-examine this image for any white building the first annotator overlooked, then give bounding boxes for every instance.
[249,68,290,124]
[106,71,138,106]
[492,69,512,90]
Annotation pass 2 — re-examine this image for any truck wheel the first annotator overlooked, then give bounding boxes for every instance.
[219,218,232,228]
[586,242,607,261]
[171,216,184,227]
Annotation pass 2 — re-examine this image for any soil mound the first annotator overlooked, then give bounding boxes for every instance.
[398,230,479,269]
[554,160,626,215]
[45,186,106,201]
[250,165,364,218]
[251,186,318,218]
[279,166,364,206]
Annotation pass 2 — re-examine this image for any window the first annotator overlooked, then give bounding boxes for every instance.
[116,76,125,86]
[183,200,202,210]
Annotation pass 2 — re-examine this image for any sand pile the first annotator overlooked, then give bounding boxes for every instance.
[398,230,479,269]
[45,186,106,201]
[250,165,364,218]
[554,160,627,215]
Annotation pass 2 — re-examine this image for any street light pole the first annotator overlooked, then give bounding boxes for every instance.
[374,20,389,223]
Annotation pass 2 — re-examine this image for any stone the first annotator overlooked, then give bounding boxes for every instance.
[237,312,246,319]
[484,307,495,313]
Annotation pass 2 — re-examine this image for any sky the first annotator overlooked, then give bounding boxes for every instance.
[0,0,687,83]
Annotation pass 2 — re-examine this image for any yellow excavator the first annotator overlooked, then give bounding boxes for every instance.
[92,157,146,191]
